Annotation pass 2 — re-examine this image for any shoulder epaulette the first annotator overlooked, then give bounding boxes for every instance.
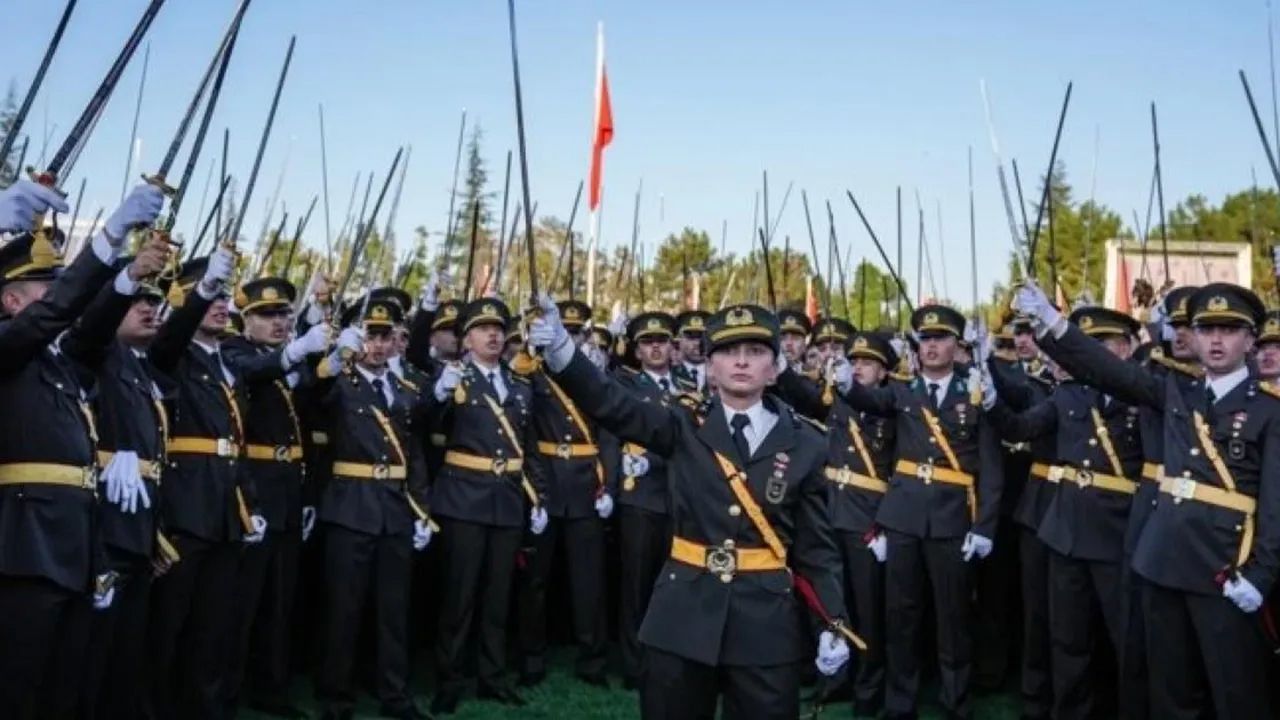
[396,376,420,394]
[795,413,828,434]
[509,372,531,384]
[1258,380,1280,400]
[618,365,639,375]
[889,371,915,383]
[1150,353,1204,378]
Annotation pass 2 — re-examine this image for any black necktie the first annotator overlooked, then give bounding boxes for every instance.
[1206,386,1217,405]
[371,378,389,411]
[659,378,670,393]
[488,372,501,401]
[730,413,752,466]
[928,382,941,409]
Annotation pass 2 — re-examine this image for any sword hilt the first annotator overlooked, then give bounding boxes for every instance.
[142,173,178,197]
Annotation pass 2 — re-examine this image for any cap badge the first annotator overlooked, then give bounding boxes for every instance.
[1207,296,1229,312]
[726,307,754,327]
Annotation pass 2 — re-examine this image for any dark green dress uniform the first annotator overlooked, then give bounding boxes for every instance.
[221,277,312,713]
[1038,283,1279,718]
[840,305,1004,720]
[517,299,610,684]
[989,307,1145,720]
[146,258,262,720]
[984,344,1058,718]
[60,269,170,720]
[311,297,432,718]
[428,299,548,709]
[609,311,679,689]
[0,231,121,718]
[550,304,848,720]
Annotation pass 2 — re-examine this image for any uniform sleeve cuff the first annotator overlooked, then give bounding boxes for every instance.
[113,268,140,296]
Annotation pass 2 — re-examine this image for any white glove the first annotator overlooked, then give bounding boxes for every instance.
[832,356,853,393]
[0,179,70,233]
[1012,281,1062,339]
[621,453,650,478]
[1223,575,1264,613]
[594,493,614,519]
[814,630,851,676]
[979,370,997,411]
[301,506,316,542]
[961,532,993,562]
[243,514,267,544]
[413,518,433,551]
[120,471,151,515]
[530,506,549,535]
[336,326,364,354]
[867,532,887,563]
[92,574,116,611]
[304,302,326,326]
[101,450,139,510]
[419,271,448,311]
[285,323,330,365]
[199,245,236,296]
[608,305,628,336]
[104,184,166,246]
[585,343,608,371]
[528,293,574,371]
[433,362,465,402]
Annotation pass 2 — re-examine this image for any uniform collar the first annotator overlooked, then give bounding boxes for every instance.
[1205,364,1249,401]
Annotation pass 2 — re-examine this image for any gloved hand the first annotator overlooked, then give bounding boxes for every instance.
[303,302,325,326]
[419,271,448,311]
[961,532,993,562]
[974,368,997,410]
[867,532,887,563]
[243,515,267,544]
[301,506,316,542]
[530,506,549,535]
[433,362,465,402]
[594,493,614,519]
[101,451,140,510]
[832,356,853,393]
[528,292,573,371]
[105,184,166,246]
[621,452,650,478]
[413,519,433,551]
[814,630,851,676]
[120,470,151,515]
[285,323,330,365]
[1012,281,1062,339]
[199,245,235,296]
[585,343,608,371]
[336,326,364,354]
[0,179,70,233]
[608,304,628,336]
[92,573,117,611]
[1223,575,1264,613]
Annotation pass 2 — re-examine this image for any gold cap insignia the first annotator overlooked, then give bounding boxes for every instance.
[482,303,497,317]
[853,337,869,350]
[444,305,458,318]
[726,307,753,327]
[371,305,390,321]
[565,307,581,320]
[688,316,705,329]
[647,318,662,331]
[262,287,279,301]
[923,311,939,326]
[1206,296,1229,312]
[1080,315,1094,330]
[1266,318,1280,335]
[1176,297,1189,314]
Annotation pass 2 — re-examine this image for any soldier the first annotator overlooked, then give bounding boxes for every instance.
[1015,281,1279,718]
[672,309,711,394]
[0,181,164,718]
[610,311,679,691]
[831,304,1002,720]
[1256,309,1280,381]
[427,298,549,715]
[517,299,613,688]
[987,306,1144,719]
[529,298,853,719]
[778,309,813,368]
[61,247,174,720]
[311,296,434,720]
[146,246,270,720]
[222,277,329,718]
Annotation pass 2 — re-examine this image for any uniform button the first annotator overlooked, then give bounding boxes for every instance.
[928,438,936,444]
[564,434,572,441]
[1088,439,1097,447]
[1190,448,1200,456]
[669,573,676,580]
[729,505,741,516]
[848,446,855,452]
[1082,460,1091,468]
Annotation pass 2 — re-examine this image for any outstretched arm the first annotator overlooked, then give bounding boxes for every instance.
[550,349,680,457]
[1039,324,1164,411]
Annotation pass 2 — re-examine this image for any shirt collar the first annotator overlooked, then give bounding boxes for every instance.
[922,372,954,393]
[720,397,771,430]
[192,339,220,356]
[1206,364,1250,401]
[355,363,388,386]
[644,369,673,386]
[388,355,404,377]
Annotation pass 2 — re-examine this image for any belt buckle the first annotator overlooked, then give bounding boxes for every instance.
[372,463,390,481]
[556,442,572,460]
[273,445,290,462]
[1047,466,1065,483]
[706,542,738,583]
[216,438,232,457]
[1075,469,1093,487]
[915,462,934,484]
[1171,477,1197,503]
[82,466,98,489]
[492,457,507,475]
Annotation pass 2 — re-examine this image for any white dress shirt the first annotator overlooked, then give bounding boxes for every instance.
[921,372,953,408]
[1205,364,1250,403]
[683,361,706,389]
[473,358,508,403]
[644,369,674,393]
[720,399,778,456]
[193,339,235,386]
[356,364,396,406]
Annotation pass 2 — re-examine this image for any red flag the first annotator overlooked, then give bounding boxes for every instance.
[805,276,819,323]
[588,23,613,211]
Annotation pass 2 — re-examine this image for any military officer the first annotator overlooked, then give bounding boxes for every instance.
[427,298,549,715]
[517,299,613,688]
[778,308,813,368]
[832,304,1002,720]
[0,181,164,718]
[530,298,853,720]
[222,277,329,718]
[988,306,1145,720]
[60,245,173,720]
[1256,309,1280,381]
[147,246,269,720]
[609,311,680,691]
[672,309,711,394]
[1016,281,1279,718]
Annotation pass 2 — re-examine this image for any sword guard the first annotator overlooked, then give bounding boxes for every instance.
[27,167,66,196]
[142,173,178,197]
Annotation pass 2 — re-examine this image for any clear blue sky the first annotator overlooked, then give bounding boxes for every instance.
[7,0,1276,306]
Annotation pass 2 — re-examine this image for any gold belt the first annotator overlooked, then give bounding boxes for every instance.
[167,437,239,458]
[96,451,162,481]
[331,461,407,481]
[1030,462,1063,483]
[823,466,889,494]
[670,536,786,583]
[444,450,524,474]
[536,441,598,459]
[309,431,329,446]
[1058,466,1136,495]
[896,459,976,522]
[0,462,97,490]
[1159,476,1257,514]
[244,444,304,463]
[1142,462,1163,483]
